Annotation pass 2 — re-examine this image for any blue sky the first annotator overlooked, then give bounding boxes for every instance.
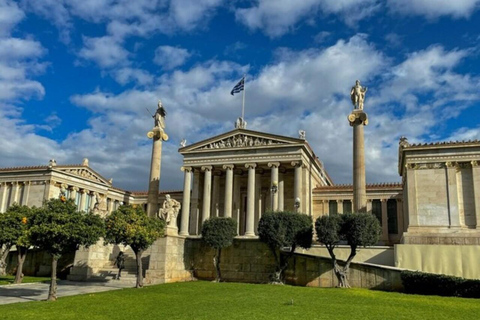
[1,0,480,191]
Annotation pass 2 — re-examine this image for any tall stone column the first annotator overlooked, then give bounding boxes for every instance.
[233,171,241,234]
[70,186,77,200]
[146,101,168,218]
[80,189,87,212]
[471,161,480,229]
[0,182,7,213]
[245,163,257,237]
[23,182,31,206]
[180,166,192,236]
[348,110,368,212]
[201,166,213,223]
[278,172,284,211]
[292,161,303,212]
[268,162,280,211]
[223,165,234,218]
[190,169,201,235]
[12,182,20,204]
[254,171,262,233]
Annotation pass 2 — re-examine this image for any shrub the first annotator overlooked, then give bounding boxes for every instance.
[201,217,237,282]
[401,270,480,298]
[258,211,312,284]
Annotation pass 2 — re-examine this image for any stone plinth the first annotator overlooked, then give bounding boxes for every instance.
[144,235,194,285]
[348,110,368,212]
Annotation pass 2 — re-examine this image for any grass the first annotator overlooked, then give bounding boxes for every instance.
[0,281,479,320]
[0,276,50,286]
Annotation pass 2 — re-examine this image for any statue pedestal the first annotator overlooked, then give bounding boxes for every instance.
[165,225,179,236]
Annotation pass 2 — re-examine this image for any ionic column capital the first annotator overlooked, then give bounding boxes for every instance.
[471,160,480,167]
[70,186,79,192]
[291,161,303,168]
[380,198,387,202]
[223,164,235,170]
[181,166,193,172]
[268,162,280,168]
[245,163,257,169]
[445,161,457,168]
[201,165,213,172]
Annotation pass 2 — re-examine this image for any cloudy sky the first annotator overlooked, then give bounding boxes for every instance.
[1,0,480,191]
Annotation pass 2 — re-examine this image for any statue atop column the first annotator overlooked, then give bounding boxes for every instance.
[159,194,181,229]
[147,100,169,141]
[350,80,368,110]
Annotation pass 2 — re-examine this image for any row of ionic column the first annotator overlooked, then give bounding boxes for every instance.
[179,161,304,236]
[0,181,32,213]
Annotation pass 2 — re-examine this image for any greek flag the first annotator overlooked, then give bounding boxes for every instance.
[230,77,245,96]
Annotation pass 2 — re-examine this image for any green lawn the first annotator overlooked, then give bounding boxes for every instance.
[0,281,479,320]
[0,276,50,286]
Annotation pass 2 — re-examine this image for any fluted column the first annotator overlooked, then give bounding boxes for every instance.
[223,165,234,218]
[233,170,241,234]
[337,200,343,214]
[245,163,257,237]
[278,172,284,211]
[471,161,480,229]
[268,162,280,211]
[201,166,213,223]
[180,166,192,236]
[446,161,460,227]
[22,181,31,206]
[80,190,87,212]
[0,183,8,213]
[212,172,221,217]
[69,186,77,200]
[254,171,262,234]
[12,182,20,204]
[292,161,303,212]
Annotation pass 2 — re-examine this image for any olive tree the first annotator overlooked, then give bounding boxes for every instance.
[315,212,381,288]
[201,217,237,282]
[104,205,164,288]
[0,205,34,283]
[29,198,105,301]
[258,211,312,284]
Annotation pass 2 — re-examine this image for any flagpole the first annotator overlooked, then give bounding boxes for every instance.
[241,74,246,120]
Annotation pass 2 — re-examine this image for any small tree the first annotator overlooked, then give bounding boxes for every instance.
[0,204,34,283]
[201,217,237,282]
[258,211,313,284]
[29,198,105,301]
[104,205,164,288]
[315,212,381,288]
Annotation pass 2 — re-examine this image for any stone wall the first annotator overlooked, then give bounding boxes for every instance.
[285,253,403,291]
[6,248,75,278]
[187,238,403,291]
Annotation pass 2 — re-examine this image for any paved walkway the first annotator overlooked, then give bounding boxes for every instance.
[0,280,134,305]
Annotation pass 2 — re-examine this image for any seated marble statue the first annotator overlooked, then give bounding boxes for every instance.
[159,194,181,227]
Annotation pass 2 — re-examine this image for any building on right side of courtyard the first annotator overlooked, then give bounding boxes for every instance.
[395,137,480,279]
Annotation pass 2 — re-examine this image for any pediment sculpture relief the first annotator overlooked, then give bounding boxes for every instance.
[201,134,286,150]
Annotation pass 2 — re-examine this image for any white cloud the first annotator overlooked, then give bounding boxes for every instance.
[113,67,154,86]
[387,0,480,19]
[153,45,191,70]
[78,36,130,68]
[235,0,380,37]
[0,0,25,36]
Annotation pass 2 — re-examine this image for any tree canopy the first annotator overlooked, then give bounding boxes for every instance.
[201,217,237,282]
[104,205,164,288]
[315,212,381,288]
[258,211,313,283]
[29,198,105,300]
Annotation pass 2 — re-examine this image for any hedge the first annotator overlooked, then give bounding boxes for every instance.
[401,270,480,298]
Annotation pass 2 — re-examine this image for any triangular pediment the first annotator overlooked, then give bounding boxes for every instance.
[56,166,111,185]
[180,128,305,153]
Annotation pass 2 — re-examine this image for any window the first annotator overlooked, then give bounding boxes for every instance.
[372,200,382,224]
[387,199,398,234]
[343,200,352,213]
[329,200,338,215]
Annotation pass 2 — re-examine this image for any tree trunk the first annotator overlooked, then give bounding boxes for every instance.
[14,247,27,284]
[0,245,10,276]
[134,249,144,288]
[47,256,58,301]
[213,248,222,282]
[326,246,349,288]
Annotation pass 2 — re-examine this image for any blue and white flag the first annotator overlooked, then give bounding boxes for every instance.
[230,77,245,96]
